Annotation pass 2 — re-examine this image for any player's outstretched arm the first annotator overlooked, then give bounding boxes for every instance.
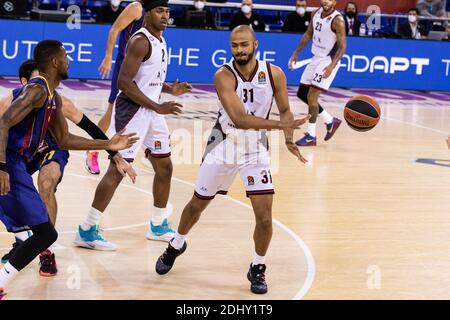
[162,80,192,97]
[323,16,347,79]
[0,84,46,195]
[270,64,309,163]
[118,35,182,115]
[99,1,143,79]
[288,10,315,70]
[50,93,139,151]
[215,67,309,131]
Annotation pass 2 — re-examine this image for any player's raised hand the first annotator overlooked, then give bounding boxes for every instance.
[282,114,311,129]
[108,129,139,151]
[156,101,183,115]
[0,170,10,196]
[288,51,299,70]
[285,141,308,164]
[99,55,113,79]
[171,79,192,96]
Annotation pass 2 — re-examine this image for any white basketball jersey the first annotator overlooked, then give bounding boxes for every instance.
[125,28,168,102]
[217,60,274,138]
[311,7,342,58]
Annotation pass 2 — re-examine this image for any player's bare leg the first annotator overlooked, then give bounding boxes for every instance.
[74,161,123,251]
[146,155,176,241]
[155,195,212,274]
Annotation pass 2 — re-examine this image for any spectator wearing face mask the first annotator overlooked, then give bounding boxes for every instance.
[343,1,361,36]
[398,8,429,39]
[282,0,311,33]
[182,0,216,29]
[229,0,266,31]
[96,0,124,24]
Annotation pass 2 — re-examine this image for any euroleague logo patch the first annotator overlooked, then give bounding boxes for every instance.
[247,176,255,186]
[258,71,266,84]
[154,140,162,150]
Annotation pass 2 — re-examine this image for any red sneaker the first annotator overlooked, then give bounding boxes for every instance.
[39,250,58,277]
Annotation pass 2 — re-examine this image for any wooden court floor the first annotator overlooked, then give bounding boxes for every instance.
[0,81,449,299]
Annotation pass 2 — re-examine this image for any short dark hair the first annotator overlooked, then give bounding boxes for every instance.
[18,59,38,82]
[33,40,63,69]
[408,7,420,15]
[345,1,358,13]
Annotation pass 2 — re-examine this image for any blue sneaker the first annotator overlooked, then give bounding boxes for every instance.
[74,225,117,251]
[146,219,175,242]
[324,117,342,141]
[295,133,317,146]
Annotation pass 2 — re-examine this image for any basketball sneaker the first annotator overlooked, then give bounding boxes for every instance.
[155,240,187,275]
[295,133,317,146]
[39,250,57,277]
[247,263,268,294]
[146,219,175,242]
[324,117,342,141]
[85,151,100,175]
[74,225,117,251]
[1,238,24,264]
[0,288,6,300]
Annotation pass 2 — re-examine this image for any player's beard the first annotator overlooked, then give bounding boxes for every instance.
[60,71,69,80]
[234,49,255,66]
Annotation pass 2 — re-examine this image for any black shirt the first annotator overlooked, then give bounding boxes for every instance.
[182,6,216,29]
[96,5,124,24]
[229,11,266,31]
[398,22,429,39]
[282,11,311,33]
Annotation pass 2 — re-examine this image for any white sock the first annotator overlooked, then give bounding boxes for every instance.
[0,262,19,288]
[15,230,31,242]
[319,109,334,124]
[170,231,187,250]
[307,123,316,137]
[252,253,266,266]
[81,207,102,231]
[151,203,173,226]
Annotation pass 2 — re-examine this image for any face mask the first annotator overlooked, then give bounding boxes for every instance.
[241,5,251,15]
[194,1,205,10]
[346,11,356,18]
[408,15,417,23]
[111,0,120,7]
[296,7,306,16]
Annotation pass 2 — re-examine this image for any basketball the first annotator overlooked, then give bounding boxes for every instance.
[344,95,381,131]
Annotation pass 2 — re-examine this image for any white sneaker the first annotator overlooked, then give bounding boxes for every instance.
[73,225,117,251]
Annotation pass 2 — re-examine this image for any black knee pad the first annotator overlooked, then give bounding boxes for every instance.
[32,221,58,247]
[296,84,309,104]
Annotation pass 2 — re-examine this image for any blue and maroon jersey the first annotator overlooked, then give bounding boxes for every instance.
[117,6,144,58]
[7,76,58,160]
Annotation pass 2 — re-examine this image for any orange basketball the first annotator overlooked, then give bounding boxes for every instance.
[344,95,381,131]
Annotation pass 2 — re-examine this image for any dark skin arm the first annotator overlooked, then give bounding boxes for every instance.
[288,9,316,69]
[162,80,192,96]
[0,84,46,195]
[118,34,182,115]
[323,16,346,79]
[214,67,310,131]
[50,92,138,151]
[270,64,308,163]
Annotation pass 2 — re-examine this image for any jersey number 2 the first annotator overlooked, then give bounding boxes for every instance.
[315,22,322,32]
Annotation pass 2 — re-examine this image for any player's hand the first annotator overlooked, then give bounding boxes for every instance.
[112,154,137,183]
[108,129,139,151]
[322,64,335,79]
[288,51,299,70]
[155,101,183,115]
[281,114,311,129]
[171,79,192,96]
[0,171,10,196]
[286,141,308,164]
[99,55,113,79]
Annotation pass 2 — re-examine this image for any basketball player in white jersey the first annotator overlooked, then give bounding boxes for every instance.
[74,0,192,250]
[289,0,346,146]
[154,26,310,294]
